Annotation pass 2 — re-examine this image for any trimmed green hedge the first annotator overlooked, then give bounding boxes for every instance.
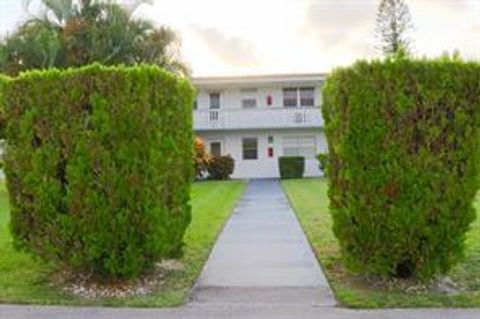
[2,64,195,279]
[323,59,480,279]
[278,156,305,179]
[0,76,8,139]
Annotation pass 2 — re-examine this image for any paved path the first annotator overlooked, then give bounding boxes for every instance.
[1,300,480,319]
[192,179,335,306]
[1,179,480,319]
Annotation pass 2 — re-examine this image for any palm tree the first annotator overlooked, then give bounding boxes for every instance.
[0,0,187,76]
[24,0,76,26]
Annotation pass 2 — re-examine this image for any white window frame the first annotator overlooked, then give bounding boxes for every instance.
[283,88,298,107]
[209,92,221,110]
[240,88,258,109]
[299,87,315,107]
[282,136,316,158]
[283,87,315,108]
[242,137,258,160]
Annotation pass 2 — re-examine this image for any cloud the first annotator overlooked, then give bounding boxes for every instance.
[193,26,260,67]
[415,0,470,8]
[303,0,378,57]
[303,0,477,58]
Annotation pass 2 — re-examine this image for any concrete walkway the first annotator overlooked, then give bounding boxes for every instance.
[1,179,480,318]
[191,179,336,306]
[2,304,480,319]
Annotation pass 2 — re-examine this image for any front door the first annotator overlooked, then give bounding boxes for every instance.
[209,140,222,157]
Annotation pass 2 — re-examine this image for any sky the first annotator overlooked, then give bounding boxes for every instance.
[0,0,479,76]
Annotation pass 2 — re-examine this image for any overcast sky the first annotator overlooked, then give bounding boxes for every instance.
[1,0,479,76]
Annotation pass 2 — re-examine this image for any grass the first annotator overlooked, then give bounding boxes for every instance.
[282,178,480,308]
[0,180,245,307]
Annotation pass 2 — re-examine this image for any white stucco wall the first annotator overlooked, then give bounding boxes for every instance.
[198,128,327,179]
[195,83,323,111]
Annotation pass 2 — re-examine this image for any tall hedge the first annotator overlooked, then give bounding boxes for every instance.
[2,64,195,279]
[323,59,480,279]
[0,76,8,138]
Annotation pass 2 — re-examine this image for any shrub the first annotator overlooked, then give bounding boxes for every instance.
[194,137,210,179]
[2,64,195,280]
[278,156,305,179]
[207,155,234,180]
[323,58,480,279]
[316,153,329,177]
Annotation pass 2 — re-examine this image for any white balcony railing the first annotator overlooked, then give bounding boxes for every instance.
[194,106,323,130]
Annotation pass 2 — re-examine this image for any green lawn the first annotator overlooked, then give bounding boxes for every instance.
[283,178,480,308]
[0,180,245,307]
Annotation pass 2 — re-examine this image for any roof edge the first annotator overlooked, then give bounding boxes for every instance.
[192,72,327,85]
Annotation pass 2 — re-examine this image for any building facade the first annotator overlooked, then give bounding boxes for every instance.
[193,74,327,179]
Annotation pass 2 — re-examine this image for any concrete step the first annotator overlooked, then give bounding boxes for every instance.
[191,287,337,307]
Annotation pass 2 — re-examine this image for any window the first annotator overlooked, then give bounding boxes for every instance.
[210,142,221,157]
[300,87,314,106]
[283,88,298,107]
[241,88,257,108]
[282,136,316,158]
[193,99,198,110]
[242,138,258,160]
[209,92,220,109]
[268,136,274,144]
[242,99,257,108]
[283,87,315,107]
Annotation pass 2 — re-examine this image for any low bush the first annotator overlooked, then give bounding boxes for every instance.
[323,58,480,279]
[207,155,234,180]
[2,64,195,280]
[316,153,329,177]
[278,156,305,179]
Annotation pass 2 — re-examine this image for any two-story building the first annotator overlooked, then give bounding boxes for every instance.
[192,73,327,179]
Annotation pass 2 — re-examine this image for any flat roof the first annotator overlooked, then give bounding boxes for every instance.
[192,73,327,87]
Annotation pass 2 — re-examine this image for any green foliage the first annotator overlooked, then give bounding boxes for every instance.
[0,0,187,76]
[323,58,480,279]
[316,153,329,176]
[0,179,246,306]
[0,76,8,138]
[194,137,210,179]
[284,179,480,308]
[207,155,234,180]
[278,156,305,179]
[2,64,195,280]
[0,21,60,76]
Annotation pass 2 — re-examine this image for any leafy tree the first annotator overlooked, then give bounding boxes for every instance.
[375,0,414,56]
[0,0,188,76]
[0,21,60,75]
[194,137,210,179]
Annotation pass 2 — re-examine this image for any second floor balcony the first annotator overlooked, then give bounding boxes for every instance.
[193,106,323,131]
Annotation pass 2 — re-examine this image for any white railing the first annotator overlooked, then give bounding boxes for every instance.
[194,106,323,130]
